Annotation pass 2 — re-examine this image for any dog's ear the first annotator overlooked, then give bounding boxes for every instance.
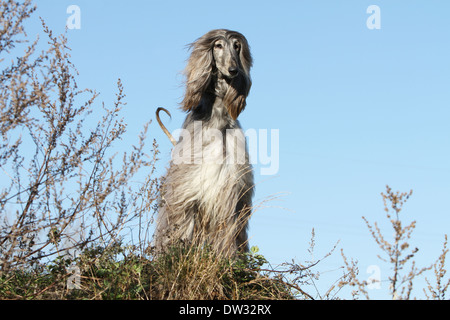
[181,40,214,112]
[238,36,253,76]
[224,75,251,120]
[225,34,252,120]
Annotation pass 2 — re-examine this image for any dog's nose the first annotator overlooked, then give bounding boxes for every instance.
[228,67,238,77]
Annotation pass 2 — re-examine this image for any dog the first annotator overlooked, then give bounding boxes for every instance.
[154,29,254,256]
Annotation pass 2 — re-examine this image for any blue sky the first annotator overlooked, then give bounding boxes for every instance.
[28,1,450,299]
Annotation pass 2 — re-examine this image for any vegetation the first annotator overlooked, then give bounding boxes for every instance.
[0,0,448,300]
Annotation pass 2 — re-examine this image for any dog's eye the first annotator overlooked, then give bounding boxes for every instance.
[234,43,240,51]
[215,43,223,49]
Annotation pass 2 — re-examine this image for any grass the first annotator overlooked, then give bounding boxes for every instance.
[0,242,292,300]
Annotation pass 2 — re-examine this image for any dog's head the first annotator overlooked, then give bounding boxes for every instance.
[181,29,252,120]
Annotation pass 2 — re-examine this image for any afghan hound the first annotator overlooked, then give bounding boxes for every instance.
[154,29,254,256]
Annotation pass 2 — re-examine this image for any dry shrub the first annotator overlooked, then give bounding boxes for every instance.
[0,0,158,280]
[424,235,450,300]
[342,185,449,300]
